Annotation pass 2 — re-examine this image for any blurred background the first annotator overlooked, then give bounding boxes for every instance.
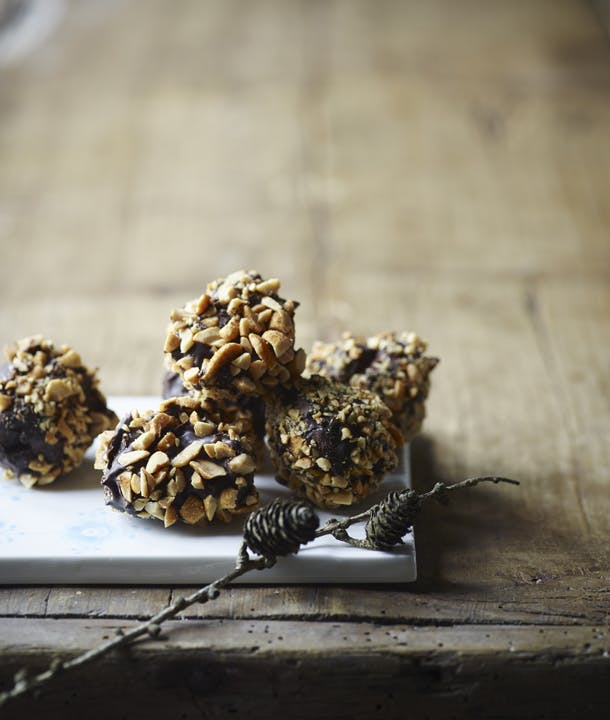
[0,0,608,409]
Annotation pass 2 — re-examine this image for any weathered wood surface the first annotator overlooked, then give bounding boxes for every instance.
[0,0,609,716]
[1,619,608,720]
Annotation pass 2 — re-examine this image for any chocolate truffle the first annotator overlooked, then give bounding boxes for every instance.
[95,395,259,527]
[265,375,403,509]
[0,336,117,487]
[164,270,305,398]
[306,331,438,441]
[161,370,266,456]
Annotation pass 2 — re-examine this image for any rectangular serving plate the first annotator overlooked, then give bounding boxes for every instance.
[0,396,416,584]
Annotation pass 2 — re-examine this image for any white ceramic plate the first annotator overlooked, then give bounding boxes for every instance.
[0,396,416,584]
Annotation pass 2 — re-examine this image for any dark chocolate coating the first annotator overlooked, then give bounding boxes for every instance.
[0,401,64,478]
[161,370,188,400]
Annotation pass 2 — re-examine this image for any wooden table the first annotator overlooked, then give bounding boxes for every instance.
[0,1,608,717]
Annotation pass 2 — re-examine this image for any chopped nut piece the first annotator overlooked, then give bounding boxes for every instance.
[56,349,82,368]
[293,348,307,374]
[139,470,150,497]
[156,431,177,452]
[261,295,283,312]
[173,468,187,493]
[329,491,353,505]
[204,495,218,521]
[176,356,194,370]
[232,352,252,371]
[256,308,273,326]
[164,505,179,528]
[195,293,210,315]
[132,431,156,451]
[240,335,253,354]
[44,379,76,402]
[248,360,267,380]
[228,453,256,475]
[189,459,227,479]
[239,317,255,337]
[249,334,276,368]
[166,476,180,497]
[255,278,280,294]
[179,495,206,524]
[203,342,243,379]
[171,441,204,467]
[28,459,53,474]
[194,421,217,438]
[145,501,164,520]
[211,441,235,459]
[180,329,195,353]
[262,330,291,359]
[119,474,133,503]
[278,348,295,364]
[130,473,141,493]
[150,413,174,435]
[146,451,170,474]
[227,297,245,314]
[19,474,38,489]
[183,367,200,384]
[294,457,312,469]
[219,487,238,510]
[219,316,240,341]
[193,327,221,344]
[118,450,150,467]
[163,333,180,352]
[190,471,205,490]
[269,309,294,334]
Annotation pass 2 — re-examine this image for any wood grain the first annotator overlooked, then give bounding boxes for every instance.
[0,0,608,716]
[0,619,608,720]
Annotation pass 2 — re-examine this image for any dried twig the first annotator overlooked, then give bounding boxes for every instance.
[317,476,519,549]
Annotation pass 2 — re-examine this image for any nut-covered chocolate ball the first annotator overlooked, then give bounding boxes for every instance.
[95,396,259,527]
[0,336,117,487]
[265,375,403,509]
[161,369,266,453]
[164,270,305,398]
[306,331,438,441]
